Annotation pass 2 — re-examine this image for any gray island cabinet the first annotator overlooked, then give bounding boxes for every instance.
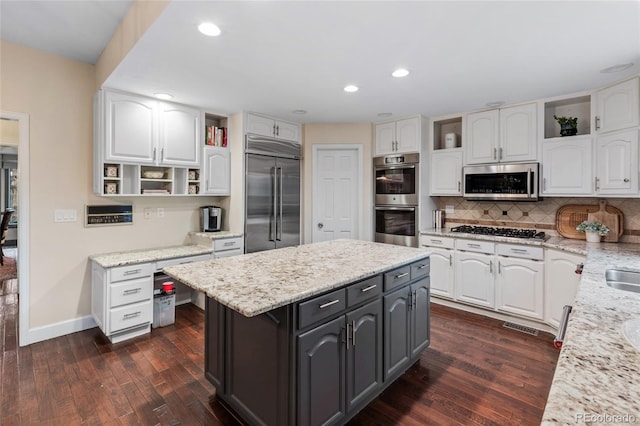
[162,239,431,426]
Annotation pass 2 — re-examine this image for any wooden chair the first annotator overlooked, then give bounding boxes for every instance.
[0,208,15,266]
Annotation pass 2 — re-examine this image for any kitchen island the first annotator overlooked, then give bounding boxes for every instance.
[163,239,431,426]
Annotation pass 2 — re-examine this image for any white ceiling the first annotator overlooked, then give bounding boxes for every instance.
[2,1,640,123]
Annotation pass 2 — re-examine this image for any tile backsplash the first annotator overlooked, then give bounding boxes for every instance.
[435,197,640,243]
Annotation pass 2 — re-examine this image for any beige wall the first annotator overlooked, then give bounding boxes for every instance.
[0,40,227,329]
[302,123,374,243]
[0,119,19,145]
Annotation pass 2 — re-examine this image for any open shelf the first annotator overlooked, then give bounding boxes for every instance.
[205,113,228,148]
[433,116,462,150]
[543,95,591,139]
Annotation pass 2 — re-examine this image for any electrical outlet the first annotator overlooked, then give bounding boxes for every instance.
[445,205,454,214]
[157,207,164,218]
[144,208,153,219]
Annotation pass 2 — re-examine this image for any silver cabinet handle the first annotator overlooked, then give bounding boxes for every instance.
[595,116,601,131]
[511,248,528,253]
[360,284,377,293]
[418,264,428,269]
[345,322,351,350]
[430,239,442,244]
[123,311,141,319]
[123,288,142,295]
[543,177,547,191]
[527,168,532,197]
[270,166,277,242]
[395,272,409,279]
[272,123,277,136]
[595,177,600,191]
[498,261,501,274]
[276,125,280,136]
[493,147,497,160]
[499,147,503,160]
[153,148,157,161]
[351,320,356,347]
[489,261,493,273]
[277,166,283,241]
[161,148,164,163]
[319,299,340,309]
[458,181,461,192]
[449,254,453,266]
[123,269,141,275]
[223,241,235,247]
[467,243,481,248]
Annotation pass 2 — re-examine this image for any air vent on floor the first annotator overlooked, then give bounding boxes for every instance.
[503,321,539,336]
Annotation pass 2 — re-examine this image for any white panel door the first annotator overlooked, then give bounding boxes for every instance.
[202,147,230,195]
[596,129,638,194]
[427,247,454,299]
[465,109,499,164]
[495,256,544,320]
[596,77,639,133]
[541,137,593,195]
[105,91,156,164]
[246,113,275,138]
[158,103,200,167]
[544,249,585,328]
[455,251,495,308]
[374,122,396,156]
[395,117,420,153]
[313,147,360,242]
[430,150,462,195]
[275,120,301,142]
[499,103,537,162]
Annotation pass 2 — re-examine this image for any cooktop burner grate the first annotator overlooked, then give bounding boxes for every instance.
[450,225,545,240]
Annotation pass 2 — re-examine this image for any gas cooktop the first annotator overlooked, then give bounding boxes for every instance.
[450,225,546,240]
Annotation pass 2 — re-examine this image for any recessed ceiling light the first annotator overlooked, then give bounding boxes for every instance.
[485,101,505,108]
[600,63,634,73]
[198,22,221,37]
[292,109,307,115]
[154,93,173,100]
[377,112,393,117]
[344,85,359,93]
[392,68,410,78]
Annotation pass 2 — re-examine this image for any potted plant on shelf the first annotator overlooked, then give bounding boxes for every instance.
[576,221,609,242]
[553,115,578,136]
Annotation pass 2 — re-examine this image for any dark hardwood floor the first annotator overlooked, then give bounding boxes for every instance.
[1,277,559,425]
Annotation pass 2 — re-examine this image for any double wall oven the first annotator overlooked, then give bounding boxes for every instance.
[374,153,419,247]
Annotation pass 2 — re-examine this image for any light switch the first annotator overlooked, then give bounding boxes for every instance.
[157,207,164,218]
[54,209,77,222]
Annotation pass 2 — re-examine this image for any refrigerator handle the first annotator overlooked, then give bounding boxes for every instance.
[277,167,283,241]
[270,166,277,242]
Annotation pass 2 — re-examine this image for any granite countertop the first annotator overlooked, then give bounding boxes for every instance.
[90,244,214,268]
[189,230,244,240]
[421,228,640,422]
[163,239,430,317]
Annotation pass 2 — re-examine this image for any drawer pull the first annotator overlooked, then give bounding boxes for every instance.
[360,284,377,293]
[395,272,409,279]
[467,243,481,248]
[224,241,235,246]
[319,299,340,309]
[431,239,442,244]
[123,269,141,275]
[123,288,142,295]
[123,311,141,319]
[417,264,428,269]
[510,248,528,253]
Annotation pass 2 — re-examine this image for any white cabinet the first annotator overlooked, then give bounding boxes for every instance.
[466,104,537,165]
[595,129,639,195]
[202,146,230,195]
[595,77,639,134]
[495,255,544,321]
[541,136,593,195]
[544,249,585,329]
[157,103,201,167]
[455,251,495,308]
[430,150,463,195]
[427,247,454,299]
[374,116,421,155]
[246,113,300,142]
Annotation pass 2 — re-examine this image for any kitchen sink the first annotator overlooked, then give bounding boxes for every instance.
[605,268,640,293]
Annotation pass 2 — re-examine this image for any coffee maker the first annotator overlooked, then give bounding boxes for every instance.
[201,206,222,232]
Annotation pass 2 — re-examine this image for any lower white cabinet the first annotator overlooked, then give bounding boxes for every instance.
[544,249,585,328]
[455,250,495,309]
[495,256,544,320]
[427,248,455,299]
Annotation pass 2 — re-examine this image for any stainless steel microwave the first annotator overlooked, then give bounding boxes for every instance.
[463,162,540,201]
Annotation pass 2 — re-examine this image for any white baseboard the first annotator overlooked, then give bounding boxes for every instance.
[23,315,97,346]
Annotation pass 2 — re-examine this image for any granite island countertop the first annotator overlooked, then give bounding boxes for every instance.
[421,228,640,423]
[162,239,430,317]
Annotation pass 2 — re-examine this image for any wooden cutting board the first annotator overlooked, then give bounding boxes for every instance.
[556,203,624,240]
[587,200,620,242]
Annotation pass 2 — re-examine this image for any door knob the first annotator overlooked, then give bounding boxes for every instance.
[318,223,324,229]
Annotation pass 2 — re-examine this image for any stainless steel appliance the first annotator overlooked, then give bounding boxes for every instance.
[201,206,222,232]
[463,162,540,201]
[245,134,301,253]
[374,153,419,205]
[375,205,419,247]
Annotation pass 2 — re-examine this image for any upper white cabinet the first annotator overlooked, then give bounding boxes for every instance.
[374,116,422,156]
[202,146,230,195]
[157,103,201,167]
[541,136,593,195]
[466,103,537,165]
[595,129,639,195]
[430,150,463,195]
[246,113,300,142]
[595,77,639,134]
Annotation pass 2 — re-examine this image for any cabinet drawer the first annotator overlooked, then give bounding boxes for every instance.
[109,300,152,333]
[110,263,152,283]
[420,235,454,249]
[384,265,412,292]
[298,288,346,329]
[411,259,430,280]
[156,253,213,270]
[455,239,495,254]
[215,248,243,259]
[347,275,382,308]
[110,276,152,308]
[214,237,243,252]
[497,243,543,260]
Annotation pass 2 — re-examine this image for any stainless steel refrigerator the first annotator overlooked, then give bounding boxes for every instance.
[244,134,301,253]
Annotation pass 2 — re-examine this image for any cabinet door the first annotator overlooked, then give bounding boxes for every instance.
[205,298,226,391]
[202,147,230,195]
[544,250,585,328]
[499,103,537,162]
[495,257,544,320]
[427,248,454,299]
[541,137,593,195]
[275,120,301,142]
[596,129,639,194]
[105,91,156,164]
[396,117,420,153]
[345,300,382,412]
[158,103,200,167]
[246,113,275,138]
[410,279,430,358]
[383,287,411,379]
[374,121,396,156]
[596,77,639,133]
[430,150,462,195]
[466,109,499,164]
[298,316,346,426]
[455,251,495,308]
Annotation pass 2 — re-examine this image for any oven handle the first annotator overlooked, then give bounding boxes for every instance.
[375,164,416,171]
[375,206,416,212]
